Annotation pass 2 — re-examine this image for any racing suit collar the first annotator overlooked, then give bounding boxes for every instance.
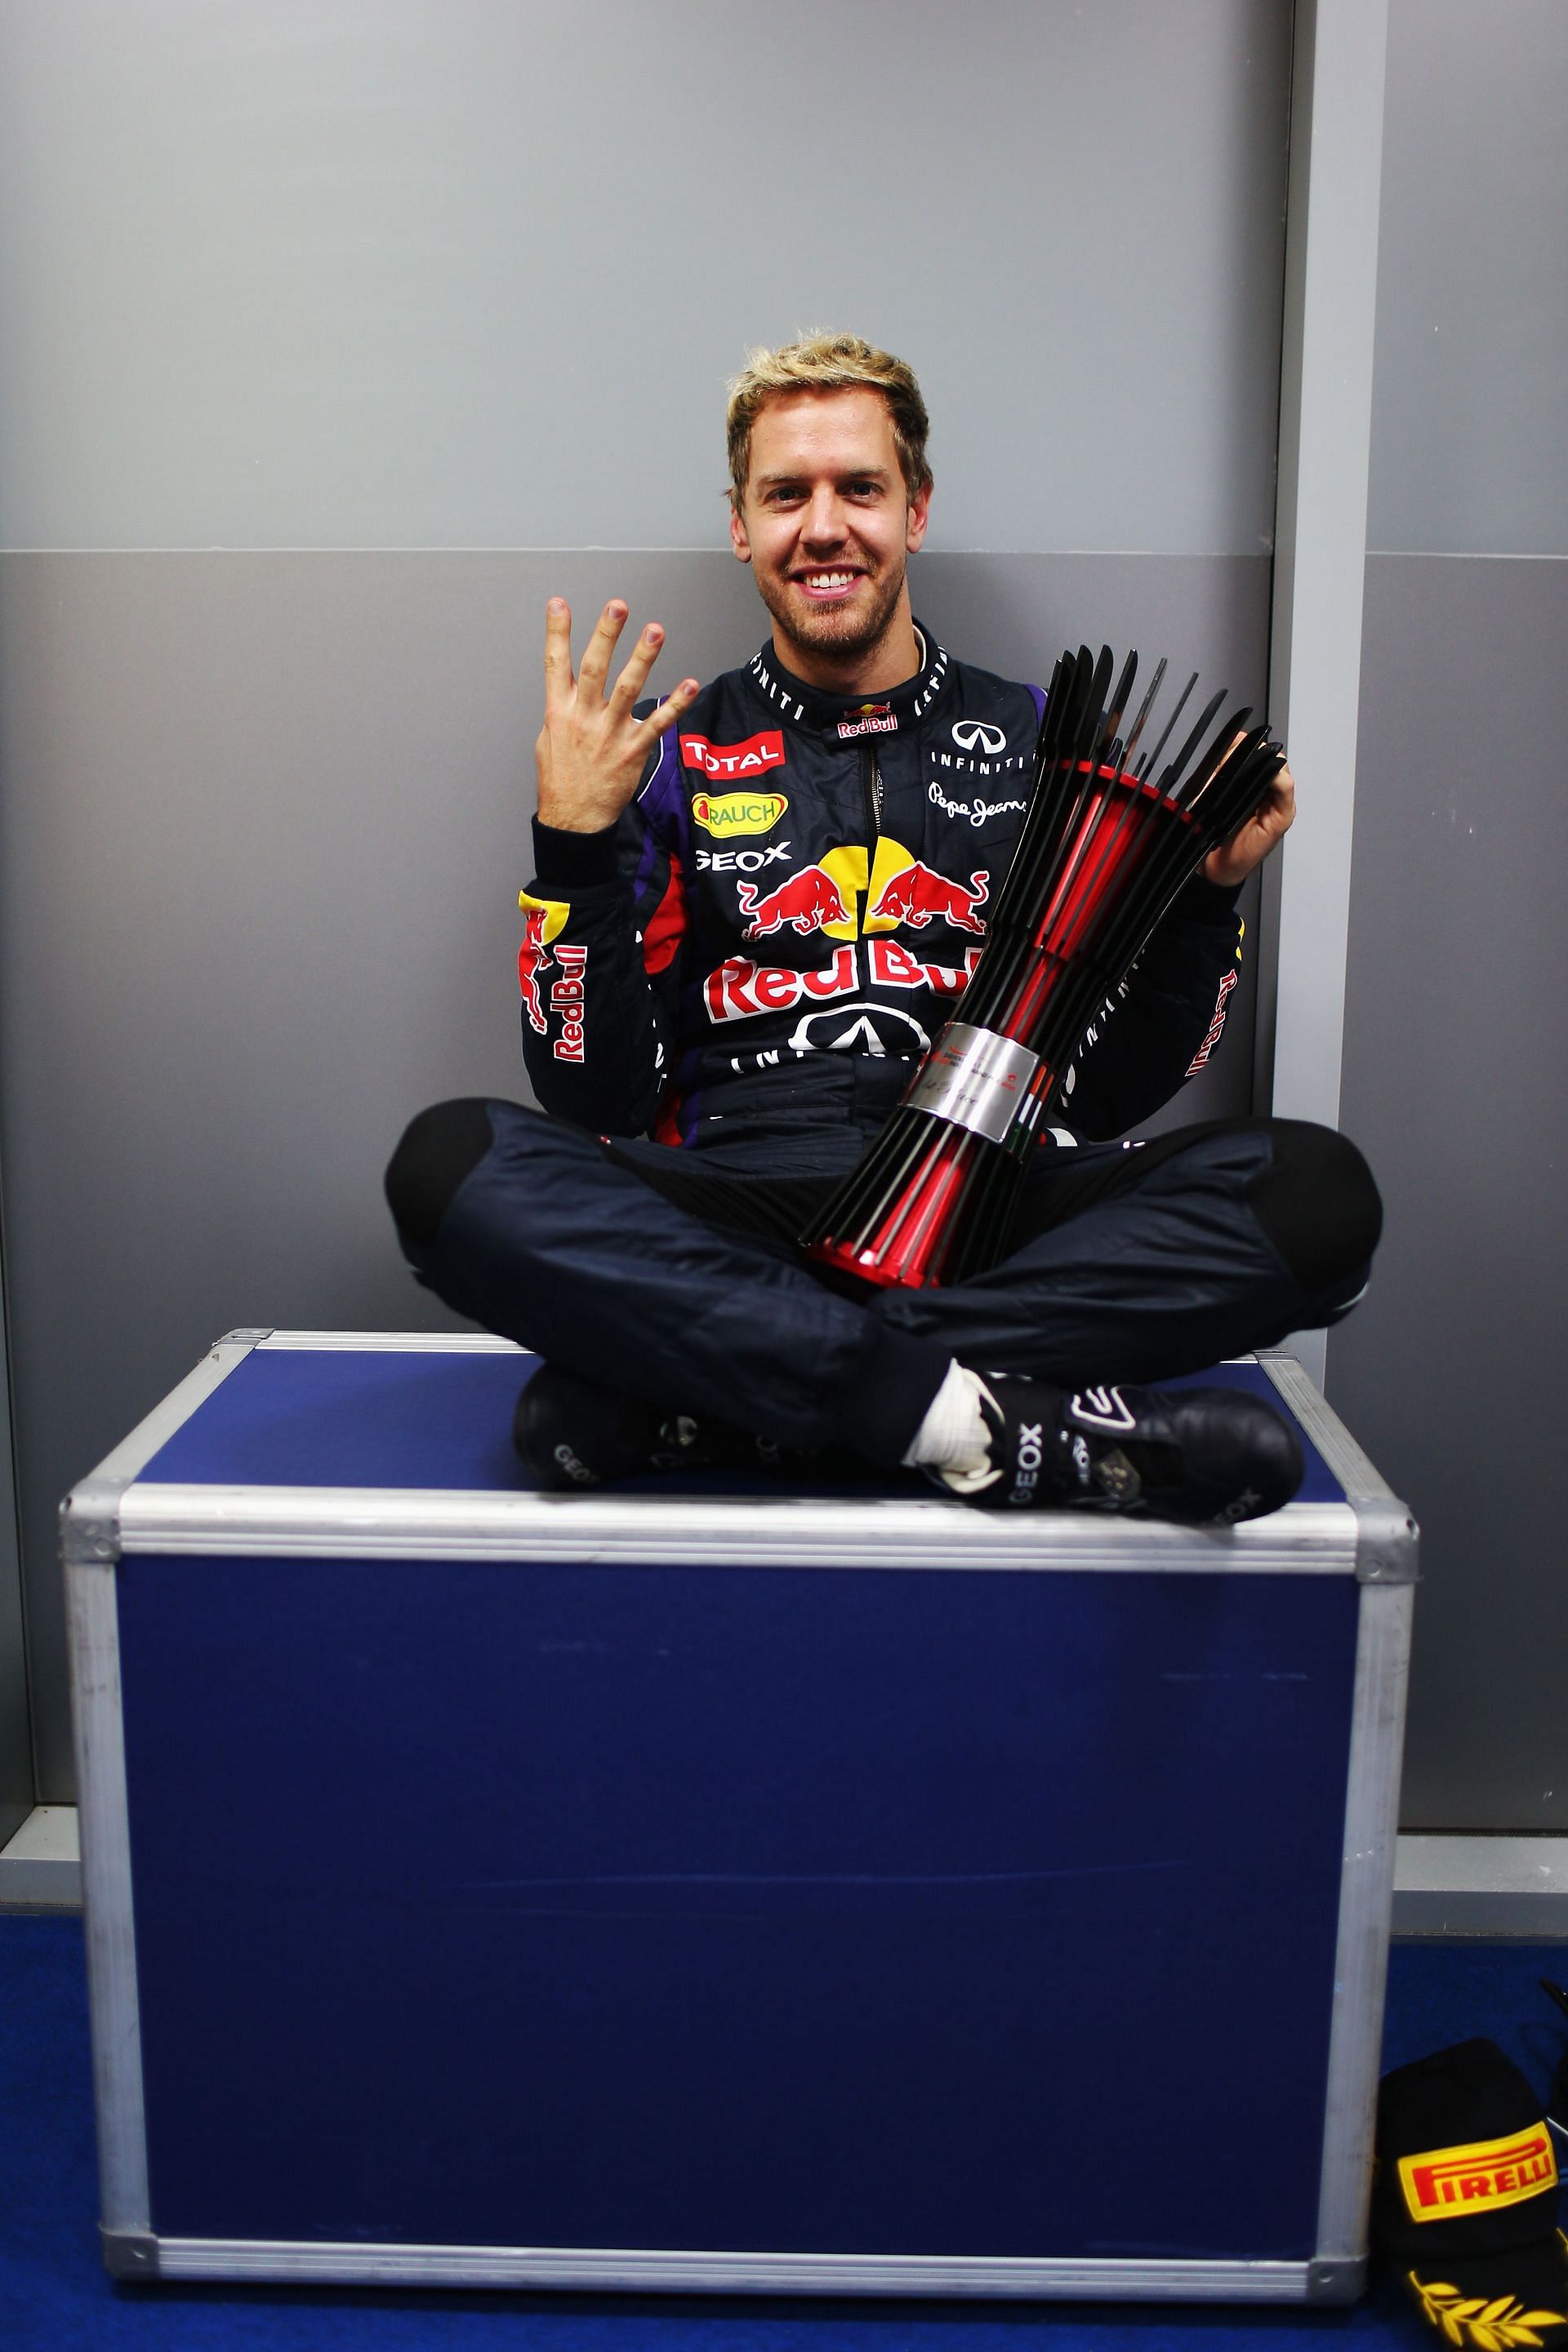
[747,622,952,737]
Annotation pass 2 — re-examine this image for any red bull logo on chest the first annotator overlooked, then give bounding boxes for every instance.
[866,859,988,936]
[705,938,982,1026]
[705,944,859,1022]
[732,838,990,946]
[737,866,850,938]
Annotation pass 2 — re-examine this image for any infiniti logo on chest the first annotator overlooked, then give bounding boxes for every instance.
[951,719,1007,755]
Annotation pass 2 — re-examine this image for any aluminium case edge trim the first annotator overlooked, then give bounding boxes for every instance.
[63,1329,274,2242]
[1257,1355,1417,2273]
[102,2234,1365,2301]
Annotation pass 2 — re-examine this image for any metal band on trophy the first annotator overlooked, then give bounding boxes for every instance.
[799,644,1286,1290]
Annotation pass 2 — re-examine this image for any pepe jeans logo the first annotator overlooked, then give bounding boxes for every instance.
[1398,2125,1557,2221]
[689,789,789,838]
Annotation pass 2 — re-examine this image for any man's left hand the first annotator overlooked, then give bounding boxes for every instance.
[1201,760,1295,888]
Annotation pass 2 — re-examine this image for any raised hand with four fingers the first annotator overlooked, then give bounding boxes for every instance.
[535,599,700,835]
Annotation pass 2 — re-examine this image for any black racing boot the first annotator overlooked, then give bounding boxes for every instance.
[943,1377,1304,1526]
[514,1361,819,1491]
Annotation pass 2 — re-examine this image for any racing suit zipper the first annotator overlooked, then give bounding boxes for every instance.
[860,742,883,836]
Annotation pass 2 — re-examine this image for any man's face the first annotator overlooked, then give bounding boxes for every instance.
[729,388,930,669]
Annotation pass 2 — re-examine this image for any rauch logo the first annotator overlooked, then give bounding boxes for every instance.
[690,789,790,838]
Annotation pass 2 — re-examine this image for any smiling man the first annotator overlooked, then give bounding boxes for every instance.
[385,335,1381,1520]
[731,374,931,677]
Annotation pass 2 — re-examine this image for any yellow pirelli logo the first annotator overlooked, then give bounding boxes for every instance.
[1398,2123,1557,2221]
[690,791,788,837]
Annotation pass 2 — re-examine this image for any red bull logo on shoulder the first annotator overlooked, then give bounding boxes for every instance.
[517,890,571,1034]
[549,941,587,1062]
[518,890,583,1058]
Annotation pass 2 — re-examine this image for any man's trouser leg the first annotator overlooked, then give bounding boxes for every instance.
[385,1099,951,1465]
[873,1117,1382,1387]
[386,1101,1380,1467]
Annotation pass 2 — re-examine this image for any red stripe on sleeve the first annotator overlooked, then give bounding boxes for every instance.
[640,852,688,976]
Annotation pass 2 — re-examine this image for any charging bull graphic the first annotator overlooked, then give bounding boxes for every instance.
[517,906,553,1034]
[516,889,572,1036]
[738,842,991,944]
[866,861,989,936]
[737,865,853,940]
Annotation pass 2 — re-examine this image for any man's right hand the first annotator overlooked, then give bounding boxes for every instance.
[535,598,700,834]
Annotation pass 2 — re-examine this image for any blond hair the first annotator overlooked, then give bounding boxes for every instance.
[726,333,932,514]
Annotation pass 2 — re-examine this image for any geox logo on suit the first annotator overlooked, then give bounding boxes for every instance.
[1397,2126,1557,2220]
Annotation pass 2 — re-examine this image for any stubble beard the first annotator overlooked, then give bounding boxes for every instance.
[755,555,909,675]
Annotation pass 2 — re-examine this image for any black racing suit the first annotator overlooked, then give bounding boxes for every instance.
[390,628,1380,1465]
[514,626,1244,1172]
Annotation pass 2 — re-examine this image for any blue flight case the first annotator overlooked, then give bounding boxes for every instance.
[63,1329,1415,2305]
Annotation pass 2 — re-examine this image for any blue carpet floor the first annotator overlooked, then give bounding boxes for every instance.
[3,1915,1566,2350]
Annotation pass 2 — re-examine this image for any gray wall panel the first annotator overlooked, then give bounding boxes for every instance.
[0,1189,30,1840]
[0,548,1267,1797]
[1367,0,1568,555]
[0,0,1288,554]
[1332,555,1568,1829]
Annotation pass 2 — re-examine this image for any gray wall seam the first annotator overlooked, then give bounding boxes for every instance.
[0,545,1270,559]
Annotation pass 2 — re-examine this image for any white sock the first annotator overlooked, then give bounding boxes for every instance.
[902,1360,1000,1490]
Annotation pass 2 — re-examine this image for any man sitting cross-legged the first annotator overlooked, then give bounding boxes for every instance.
[385,335,1380,1521]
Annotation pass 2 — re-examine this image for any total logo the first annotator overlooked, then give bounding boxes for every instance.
[733,836,989,944]
[684,729,786,786]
